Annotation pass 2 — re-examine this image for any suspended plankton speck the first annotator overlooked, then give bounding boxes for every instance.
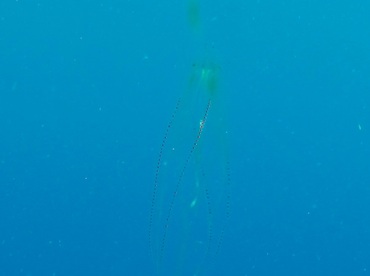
[190,198,197,208]
[358,124,362,131]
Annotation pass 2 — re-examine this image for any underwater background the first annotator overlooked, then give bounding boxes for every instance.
[1,0,369,275]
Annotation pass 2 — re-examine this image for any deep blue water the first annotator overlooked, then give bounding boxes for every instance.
[1,1,370,275]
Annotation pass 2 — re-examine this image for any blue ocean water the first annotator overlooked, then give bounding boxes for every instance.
[1,0,369,275]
